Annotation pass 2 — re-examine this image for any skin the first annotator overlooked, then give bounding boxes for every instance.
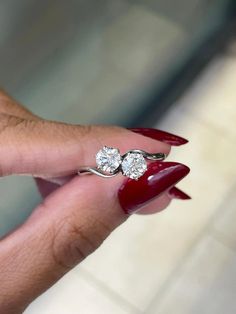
[0,90,172,313]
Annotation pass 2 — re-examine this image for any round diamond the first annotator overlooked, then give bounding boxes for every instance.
[121,152,147,180]
[96,146,122,173]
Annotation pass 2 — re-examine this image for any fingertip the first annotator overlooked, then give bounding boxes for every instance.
[136,193,171,215]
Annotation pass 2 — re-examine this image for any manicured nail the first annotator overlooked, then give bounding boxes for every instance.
[118,162,190,214]
[168,187,191,200]
[128,128,188,146]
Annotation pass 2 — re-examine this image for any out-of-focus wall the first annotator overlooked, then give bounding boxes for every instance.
[0,0,230,124]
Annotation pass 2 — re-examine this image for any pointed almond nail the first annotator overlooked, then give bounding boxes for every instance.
[118,162,190,214]
[128,128,188,146]
[168,187,191,200]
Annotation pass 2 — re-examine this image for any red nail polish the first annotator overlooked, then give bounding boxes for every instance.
[168,187,191,200]
[128,128,188,146]
[118,162,190,214]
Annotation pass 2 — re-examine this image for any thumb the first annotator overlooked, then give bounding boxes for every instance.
[0,161,189,313]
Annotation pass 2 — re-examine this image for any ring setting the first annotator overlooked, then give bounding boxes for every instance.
[78,146,166,180]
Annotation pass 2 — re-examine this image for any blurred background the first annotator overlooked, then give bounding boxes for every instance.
[0,0,236,313]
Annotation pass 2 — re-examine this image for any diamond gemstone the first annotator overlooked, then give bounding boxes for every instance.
[96,146,122,173]
[121,152,147,180]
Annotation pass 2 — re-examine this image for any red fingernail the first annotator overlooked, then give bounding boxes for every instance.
[118,162,190,214]
[168,187,191,200]
[128,128,188,146]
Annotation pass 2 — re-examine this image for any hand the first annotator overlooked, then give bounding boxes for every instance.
[0,90,190,313]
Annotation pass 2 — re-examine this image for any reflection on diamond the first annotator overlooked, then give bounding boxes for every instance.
[96,146,122,173]
[121,152,147,180]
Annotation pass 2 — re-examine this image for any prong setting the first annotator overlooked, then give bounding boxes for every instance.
[121,152,147,180]
[96,146,122,174]
[79,146,166,180]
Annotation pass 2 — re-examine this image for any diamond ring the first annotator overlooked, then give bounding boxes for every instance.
[78,146,167,180]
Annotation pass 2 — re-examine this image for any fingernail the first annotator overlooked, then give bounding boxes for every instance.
[168,187,191,200]
[128,128,188,146]
[118,162,190,214]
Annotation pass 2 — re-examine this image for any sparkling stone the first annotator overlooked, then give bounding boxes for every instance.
[96,146,122,173]
[121,152,147,180]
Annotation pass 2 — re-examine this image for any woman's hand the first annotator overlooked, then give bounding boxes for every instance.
[0,90,190,314]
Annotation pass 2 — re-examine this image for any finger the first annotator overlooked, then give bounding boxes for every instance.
[0,90,188,149]
[0,160,189,312]
[36,178,191,214]
[35,176,190,218]
[0,114,170,177]
[35,179,189,216]
[35,178,171,214]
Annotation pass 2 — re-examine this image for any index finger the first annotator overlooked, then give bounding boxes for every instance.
[0,114,170,177]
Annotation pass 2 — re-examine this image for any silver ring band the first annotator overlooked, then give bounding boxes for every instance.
[123,149,167,161]
[78,146,166,180]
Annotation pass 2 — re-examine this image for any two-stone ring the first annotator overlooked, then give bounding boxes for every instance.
[78,146,167,180]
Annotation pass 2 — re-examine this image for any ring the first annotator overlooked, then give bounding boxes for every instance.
[78,146,167,180]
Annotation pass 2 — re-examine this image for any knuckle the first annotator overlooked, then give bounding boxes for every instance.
[0,114,24,133]
[0,114,22,137]
[0,113,38,135]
